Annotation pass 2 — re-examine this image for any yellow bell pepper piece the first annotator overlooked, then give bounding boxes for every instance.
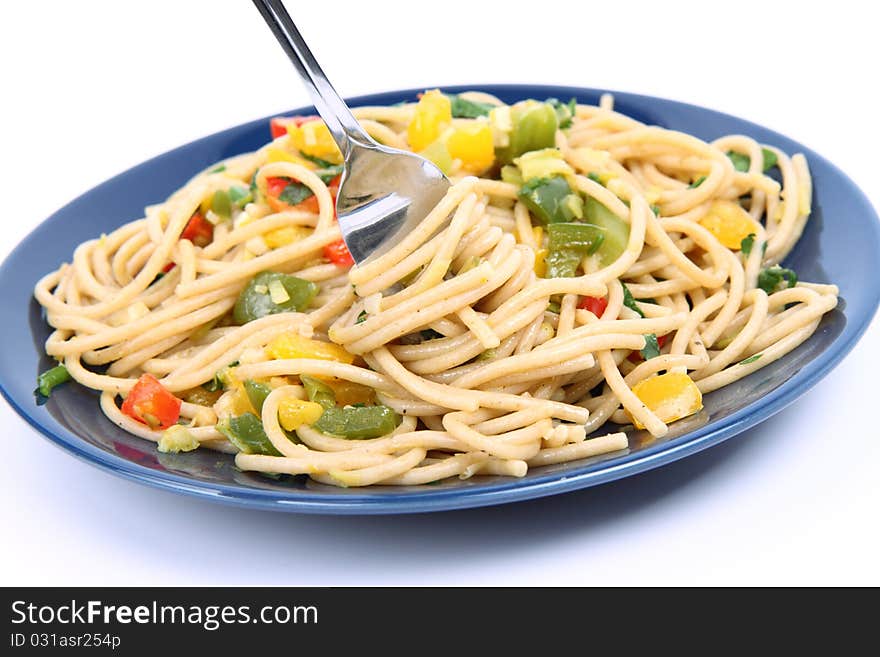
[265,145,317,167]
[407,89,452,152]
[699,201,760,250]
[277,397,325,431]
[325,379,376,407]
[447,122,495,173]
[266,333,355,364]
[288,120,343,164]
[534,248,548,277]
[263,226,311,249]
[630,372,703,429]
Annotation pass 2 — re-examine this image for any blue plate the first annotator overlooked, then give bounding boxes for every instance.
[1,84,878,514]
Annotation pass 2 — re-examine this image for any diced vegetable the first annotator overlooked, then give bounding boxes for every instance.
[288,119,343,164]
[496,100,559,164]
[689,175,707,189]
[36,364,71,398]
[544,223,605,278]
[448,94,495,118]
[699,200,760,249]
[300,374,336,409]
[447,122,495,173]
[622,283,644,318]
[583,197,630,265]
[217,412,282,456]
[243,379,272,414]
[210,189,232,219]
[313,405,401,440]
[180,212,213,247]
[727,151,750,172]
[278,398,325,431]
[726,148,778,173]
[121,373,182,430]
[578,295,608,316]
[228,185,252,208]
[500,165,523,186]
[264,225,311,249]
[547,97,577,129]
[640,334,661,360]
[514,148,574,182]
[517,176,575,225]
[630,372,703,429]
[323,239,355,267]
[418,138,453,174]
[741,233,756,255]
[233,272,318,324]
[757,265,798,294]
[181,386,223,407]
[407,89,452,152]
[270,115,318,139]
[158,424,199,454]
[264,169,341,215]
[266,333,354,364]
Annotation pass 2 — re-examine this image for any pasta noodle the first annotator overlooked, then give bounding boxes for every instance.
[33,90,838,487]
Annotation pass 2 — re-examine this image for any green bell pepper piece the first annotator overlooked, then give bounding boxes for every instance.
[300,375,336,410]
[216,412,281,456]
[243,379,272,414]
[518,176,574,225]
[313,405,401,440]
[583,197,630,266]
[497,100,559,164]
[233,271,318,324]
[544,222,605,278]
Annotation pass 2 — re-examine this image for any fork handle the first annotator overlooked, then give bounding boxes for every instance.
[252,0,374,157]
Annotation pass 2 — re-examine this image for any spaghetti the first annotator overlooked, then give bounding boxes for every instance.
[34,90,838,487]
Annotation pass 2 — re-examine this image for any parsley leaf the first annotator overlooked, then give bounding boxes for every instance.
[640,334,661,360]
[761,148,778,171]
[300,153,337,168]
[741,233,756,255]
[727,151,750,172]
[587,172,604,185]
[547,97,577,129]
[622,283,644,317]
[738,353,762,365]
[278,182,313,205]
[448,95,495,118]
[689,175,707,189]
[757,265,798,294]
[209,164,227,173]
[355,310,368,324]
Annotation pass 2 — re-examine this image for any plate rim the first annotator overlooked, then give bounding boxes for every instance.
[2,83,879,515]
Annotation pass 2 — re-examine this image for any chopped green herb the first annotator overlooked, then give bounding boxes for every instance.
[757,265,798,294]
[738,353,762,366]
[727,151,751,172]
[209,164,226,173]
[315,164,344,183]
[448,94,495,118]
[355,310,368,324]
[420,328,444,341]
[35,364,71,398]
[587,172,604,185]
[278,181,313,206]
[300,153,337,168]
[547,97,577,129]
[622,283,645,317]
[741,233,756,255]
[651,204,661,216]
[228,185,252,208]
[546,301,561,314]
[640,334,661,360]
[726,148,778,173]
[689,175,707,189]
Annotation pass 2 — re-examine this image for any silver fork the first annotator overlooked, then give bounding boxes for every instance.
[252,0,451,265]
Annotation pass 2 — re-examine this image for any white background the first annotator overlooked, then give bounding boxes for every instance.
[1,0,878,586]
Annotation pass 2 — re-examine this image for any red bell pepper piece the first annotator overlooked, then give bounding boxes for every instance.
[121,374,182,430]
